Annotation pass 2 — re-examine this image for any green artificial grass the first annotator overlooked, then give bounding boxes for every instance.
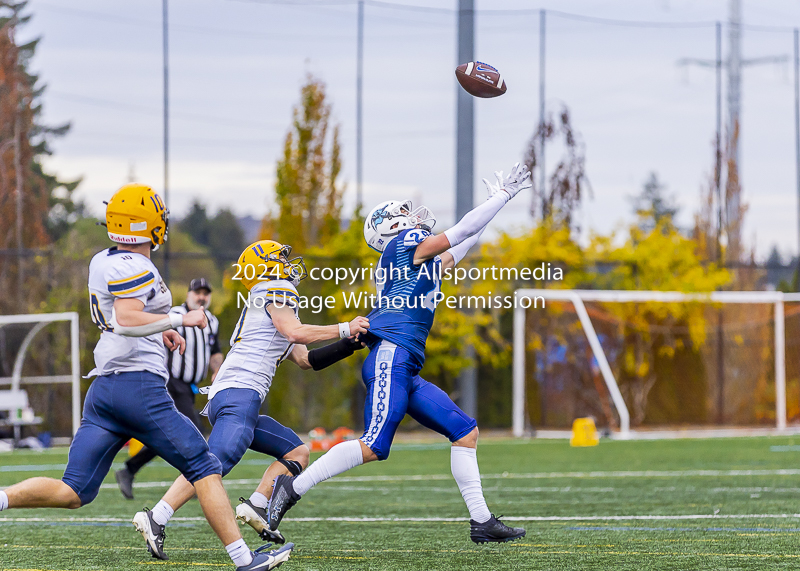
[2,436,800,570]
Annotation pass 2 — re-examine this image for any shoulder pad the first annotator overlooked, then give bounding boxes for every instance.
[105,255,157,297]
[255,280,300,308]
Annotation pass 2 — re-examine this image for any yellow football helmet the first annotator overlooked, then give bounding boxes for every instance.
[237,240,307,290]
[105,184,169,249]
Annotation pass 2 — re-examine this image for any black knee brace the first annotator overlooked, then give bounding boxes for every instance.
[278,458,303,476]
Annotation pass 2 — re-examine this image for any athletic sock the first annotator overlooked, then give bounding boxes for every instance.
[225,538,253,567]
[0,490,8,511]
[451,446,491,524]
[293,439,364,496]
[249,491,269,509]
[150,500,174,526]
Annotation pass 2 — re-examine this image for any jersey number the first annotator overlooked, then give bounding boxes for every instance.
[90,294,113,332]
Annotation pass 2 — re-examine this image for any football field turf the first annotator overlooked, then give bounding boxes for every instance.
[2,436,800,570]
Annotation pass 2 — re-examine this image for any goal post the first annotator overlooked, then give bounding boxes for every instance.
[0,312,81,437]
[513,290,793,438]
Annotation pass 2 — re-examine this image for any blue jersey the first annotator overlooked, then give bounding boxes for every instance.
[365,228,442,368]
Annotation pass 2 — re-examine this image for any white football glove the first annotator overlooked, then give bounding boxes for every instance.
[482,170,505,199]
[500,162,532,200]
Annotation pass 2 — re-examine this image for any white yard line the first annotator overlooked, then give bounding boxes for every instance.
[3,514,800,523]
[4,467,800,491]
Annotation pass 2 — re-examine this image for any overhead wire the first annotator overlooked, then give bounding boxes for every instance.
[35,2,353,40]
[49,92,287,132]
[35,1,800,35]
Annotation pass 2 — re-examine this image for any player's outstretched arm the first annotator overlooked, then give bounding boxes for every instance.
[287,345,312,370]
[111,298,207,337]
[440,173,506,269]
[268,304,369,345]
[287,336,366,371]
[413,162,531,265]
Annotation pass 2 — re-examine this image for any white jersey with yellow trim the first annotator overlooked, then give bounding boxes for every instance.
[87,247,172,380]
[208,279,300,401]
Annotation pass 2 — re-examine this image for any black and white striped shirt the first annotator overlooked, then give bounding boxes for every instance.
[166,304,221,384]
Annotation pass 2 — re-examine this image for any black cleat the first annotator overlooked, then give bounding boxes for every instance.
[236,497,286,544]
[235,542,294,571]
[267,475,300,531]
[132,508,168,560]
[470,514,526,544]
[115,467,135,500]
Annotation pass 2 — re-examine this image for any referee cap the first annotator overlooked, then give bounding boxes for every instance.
[189,277,212,293]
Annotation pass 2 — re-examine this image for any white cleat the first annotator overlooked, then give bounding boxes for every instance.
[132,508,168,560]
[236,498,286,544]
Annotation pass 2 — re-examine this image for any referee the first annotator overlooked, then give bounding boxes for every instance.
[114,278,222,500]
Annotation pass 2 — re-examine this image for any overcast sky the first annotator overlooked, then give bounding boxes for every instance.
[20,0,800,260]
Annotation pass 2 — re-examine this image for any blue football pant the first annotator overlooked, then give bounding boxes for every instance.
[207,387,305,475]
[360,341,477,460]
[62,372,221,505]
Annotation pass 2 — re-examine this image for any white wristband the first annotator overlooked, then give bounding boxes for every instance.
[338,322,351,339]
[169,313,183,329]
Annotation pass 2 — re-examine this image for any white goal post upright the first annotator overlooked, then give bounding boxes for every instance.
[513,290,792,438]
[0,312,81,436]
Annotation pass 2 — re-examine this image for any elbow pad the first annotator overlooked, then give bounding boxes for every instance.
[308,337,363,371]
[111,309,182,338]
[444,192,507,248]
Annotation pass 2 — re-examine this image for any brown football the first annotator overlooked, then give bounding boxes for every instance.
[455,61,507,98]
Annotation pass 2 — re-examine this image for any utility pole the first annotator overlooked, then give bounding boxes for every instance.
[456,0,474,222]
[679,9,786,422]
[725,0,741,261]
[538,9,546,218]
[794,28,800,290]
[715,22,723,256]
[724,0,786,261]
[455,0,476,419]
[162,0,171,284]
[715,22,725,425]
[356,0,364,211]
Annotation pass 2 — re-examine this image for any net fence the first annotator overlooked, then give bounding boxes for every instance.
[518,298,799,431]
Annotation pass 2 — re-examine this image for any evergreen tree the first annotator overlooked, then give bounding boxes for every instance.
[178,200,211,247]
[0,1,80,246]
[208,208,245,264]
[0,1,80,310]
[631,172,678,234]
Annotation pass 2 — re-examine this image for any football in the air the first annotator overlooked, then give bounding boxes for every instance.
[455,61,507,98]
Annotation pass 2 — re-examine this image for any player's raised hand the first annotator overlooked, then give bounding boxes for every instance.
[163,330,186,354]
[482,171,504,199]
[500,162,532,200]
[183,308,208,329]
[348,316,370,336]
